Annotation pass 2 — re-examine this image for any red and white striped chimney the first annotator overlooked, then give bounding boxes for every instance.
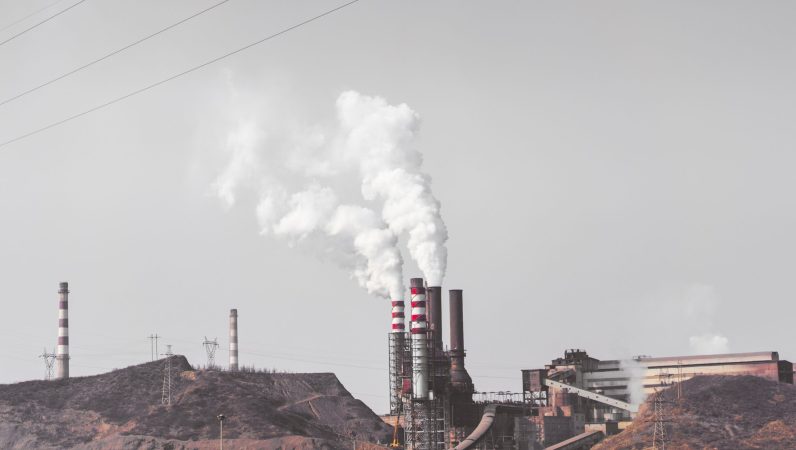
[410,278,428,399]
[56,282,69,379]
[391,300,406,333]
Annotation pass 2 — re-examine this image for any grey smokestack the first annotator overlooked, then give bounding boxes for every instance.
[56,282,69,379]
[426,286,443,353]
[229,309,238,371]
[449,289,472,389]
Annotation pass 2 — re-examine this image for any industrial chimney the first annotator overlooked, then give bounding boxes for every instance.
[229,309,238,371]
[388,299,406,414]
[426,286,444,354]
[449,289,473,391]
[56,282,69,379]
[410,278,429,399]
[391,300,406,333]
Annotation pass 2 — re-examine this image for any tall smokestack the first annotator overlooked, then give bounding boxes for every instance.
[388,299,406,414]
[449,289,472,390]
[426,286,443,353]
[391,300,406,333]
[56,282,69,379]
[410,278,429,399]
[229,309,238,371]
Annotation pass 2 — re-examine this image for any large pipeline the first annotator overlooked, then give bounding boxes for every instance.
[453,404,526,450]
[453,405,497,450]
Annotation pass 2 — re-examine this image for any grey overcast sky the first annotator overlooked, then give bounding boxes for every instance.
[1,0,795,413]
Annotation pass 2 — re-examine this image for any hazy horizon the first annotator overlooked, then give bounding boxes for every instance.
[2,0,795,414]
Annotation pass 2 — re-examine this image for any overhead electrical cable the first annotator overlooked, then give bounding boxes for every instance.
[0,0,233,108]
[0,0,362,149]
[0,0,71,34]
[0,0,88,48]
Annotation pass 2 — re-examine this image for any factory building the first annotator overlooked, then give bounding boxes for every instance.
[386,279,794,450]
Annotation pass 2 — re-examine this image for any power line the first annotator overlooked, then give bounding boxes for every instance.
[0,0,233,108]
[0,0,362,150]
[0,0,89,48]
[0,0,70,34]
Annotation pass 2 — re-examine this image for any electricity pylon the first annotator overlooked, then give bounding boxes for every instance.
[161,345,174,405]
[39,348,56,380]
[202,336,219,369]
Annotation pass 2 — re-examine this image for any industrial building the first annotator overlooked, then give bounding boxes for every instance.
[387,277,794,450]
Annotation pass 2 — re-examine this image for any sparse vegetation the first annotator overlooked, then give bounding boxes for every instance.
[0,357,390,449]
[593,375,796,450]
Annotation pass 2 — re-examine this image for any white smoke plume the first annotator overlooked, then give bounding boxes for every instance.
[335,91,448,285]
[214,120,404,299]
[689,333,729,354]
[683,284,730,354]
[620,358,648,406]
[212,89,449,296]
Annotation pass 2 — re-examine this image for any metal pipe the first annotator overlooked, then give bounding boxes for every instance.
[229,309,238,371]
[410,278,428,399]
[56,282,69,379]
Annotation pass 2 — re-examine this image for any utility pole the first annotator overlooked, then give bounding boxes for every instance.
[217,414,226,450]
[202,336,219,369]
[161,345,174,405]
[149,333,160,361]
[39,348,56,380]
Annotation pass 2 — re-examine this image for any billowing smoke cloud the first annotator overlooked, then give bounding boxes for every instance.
[335,91,448,285]
[683,284,729,354]
[212,90,447,297]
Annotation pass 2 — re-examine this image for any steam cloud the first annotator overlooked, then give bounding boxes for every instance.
[212,90,448,297]
[336,92,448,285]
[684,284,729,354]
[620,358,647,406]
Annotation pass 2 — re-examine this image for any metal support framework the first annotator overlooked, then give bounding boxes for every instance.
[543,378,638,412]
[388,332,409,415]
[161,345,174,405]
[39,348,56,380]
[403,327,449,450]
[203,336,219,369]
[652,391,667,450]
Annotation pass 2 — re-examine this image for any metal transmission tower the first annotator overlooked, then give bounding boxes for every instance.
[148,333,160,361]
[652,390,668,450]
[39,348,56,380]
[202,336,219,369]
[161,345,174,405]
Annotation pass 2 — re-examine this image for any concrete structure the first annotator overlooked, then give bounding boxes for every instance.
[426,286,443,354]
[410,278,428,400]
[56,282,69,379]
[229,309,238,371]
[388,300,407,414]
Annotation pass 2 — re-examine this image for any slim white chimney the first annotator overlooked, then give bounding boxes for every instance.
[56,282,69,379]
[229,309,238,371]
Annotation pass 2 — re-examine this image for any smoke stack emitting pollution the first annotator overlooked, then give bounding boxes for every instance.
[214,91,448,299]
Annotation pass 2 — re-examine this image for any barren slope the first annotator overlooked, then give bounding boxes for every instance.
[0,357,391,449]
[593,375,796,450]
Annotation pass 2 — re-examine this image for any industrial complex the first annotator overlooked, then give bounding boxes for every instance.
[45,279,794,449]
[386,278,794,450]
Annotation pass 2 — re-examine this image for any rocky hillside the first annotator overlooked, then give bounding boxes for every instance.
[593,375,796,450]
[0,357,392,449]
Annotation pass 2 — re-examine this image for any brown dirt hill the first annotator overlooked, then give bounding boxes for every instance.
[592,375,796,450]
[0,356,392,449]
